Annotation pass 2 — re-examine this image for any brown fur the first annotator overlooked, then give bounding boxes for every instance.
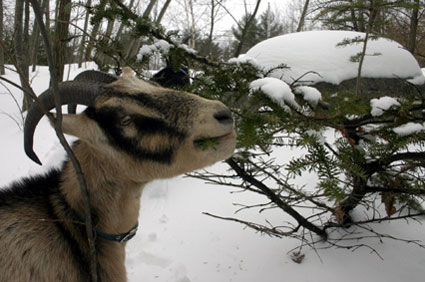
[0,69,236,281]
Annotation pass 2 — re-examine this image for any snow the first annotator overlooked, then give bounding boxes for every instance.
[370,96,401,117]
[294,86,322,106]
[305,129,327,145]
[136,40,171,61]
[178,43,197,55]
[1,65,425,282]
[249,77,299,108]
[243,30,425,85]
[228,54,261,68]
[393,122,425,136]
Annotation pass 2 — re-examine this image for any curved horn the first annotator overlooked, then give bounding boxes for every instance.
[68,70,118,114]
[24,81,101,165]
[74,70,118,84]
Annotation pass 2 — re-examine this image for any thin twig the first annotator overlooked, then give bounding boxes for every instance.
[29,1,98,281]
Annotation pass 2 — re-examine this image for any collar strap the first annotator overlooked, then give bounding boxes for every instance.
[76,213,139,243]
[95,222,139,243]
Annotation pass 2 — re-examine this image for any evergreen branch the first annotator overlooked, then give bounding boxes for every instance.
[203,212,299,238]
[325,212,425,230]
[110,0,220,67]
[226,158,327,239]
[366,152,425,174]
[245,158,333,212]
[364,185,425,195]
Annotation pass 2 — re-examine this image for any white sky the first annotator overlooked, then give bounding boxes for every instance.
[217,0,289,30]
[159,0,295,44]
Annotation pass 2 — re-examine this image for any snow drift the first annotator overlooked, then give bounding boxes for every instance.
[243,30,425,85]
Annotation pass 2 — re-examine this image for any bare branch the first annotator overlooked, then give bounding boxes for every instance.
[29,1,98,281]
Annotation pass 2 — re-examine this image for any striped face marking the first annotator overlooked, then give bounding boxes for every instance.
[80,71,236,176]
[85,91,193,164]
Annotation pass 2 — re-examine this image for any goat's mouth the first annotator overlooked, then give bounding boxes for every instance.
[193,131,236,150]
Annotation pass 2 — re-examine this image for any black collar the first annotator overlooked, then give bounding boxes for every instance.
[95,222,139,243]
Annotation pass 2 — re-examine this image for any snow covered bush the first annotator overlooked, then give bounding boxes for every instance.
[88,4,425,251]
[185,32,425,250]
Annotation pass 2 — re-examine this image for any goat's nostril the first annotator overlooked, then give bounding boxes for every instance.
[214,110,233,125]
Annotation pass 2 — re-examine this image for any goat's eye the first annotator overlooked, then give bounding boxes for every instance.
[120,116,132,126]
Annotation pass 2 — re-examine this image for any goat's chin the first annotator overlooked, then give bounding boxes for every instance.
[158,133,236,178]
[121,131,237,182]
[189,130,237,168]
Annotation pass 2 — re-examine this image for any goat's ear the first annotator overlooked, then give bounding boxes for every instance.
[61,114,103,142]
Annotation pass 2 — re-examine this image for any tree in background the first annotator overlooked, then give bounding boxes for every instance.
[297,0,310,32]
[313,0,425,64]
[257,3,286,41]
[51,0,72,84]
[0,0,4,75]
[230,2,285,57]
[13,0,32,111]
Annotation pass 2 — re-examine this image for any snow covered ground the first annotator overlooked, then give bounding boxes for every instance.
[242,30,425,85]
[1,64,425,282]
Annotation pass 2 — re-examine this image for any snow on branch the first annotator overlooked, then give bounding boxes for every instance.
[370,96,400,116]
[136,39,171,61]
[249,77,299,109]
[393,122,425,136]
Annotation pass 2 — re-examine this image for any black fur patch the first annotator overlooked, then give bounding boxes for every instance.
[0,170,62,206]
[102,88,199,125]
[85,104,187,164]
[0,169,91,277]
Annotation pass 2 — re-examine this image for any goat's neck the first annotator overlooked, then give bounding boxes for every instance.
[60,141,145,235]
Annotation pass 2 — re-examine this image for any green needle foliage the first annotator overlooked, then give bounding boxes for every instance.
[89,0,425,251]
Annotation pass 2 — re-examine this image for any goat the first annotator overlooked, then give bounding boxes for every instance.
[0,68,236,282]
[152,59,190,88]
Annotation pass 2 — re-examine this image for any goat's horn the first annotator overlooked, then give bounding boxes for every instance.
[68,71,117,114]
[74,70,118,84]
[24,81,101,165]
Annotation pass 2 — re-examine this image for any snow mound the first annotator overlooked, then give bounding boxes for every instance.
[250,77,299,108]
[294,86,322,106]
[393,122,425,136]
[228,54,261,68]
[370,96,400,117]
[244,30,425,85]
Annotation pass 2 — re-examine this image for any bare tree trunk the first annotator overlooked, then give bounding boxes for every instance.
[85,0,107,61]
[356,1,378,96]
[52,0,72,84]
[14,0,32,111]
[234,0,262,57]
[142,0,159,18]
[78,0,92,67]
[346,0,360,31]
[0,0,5,75]
[99,1,116,66]
[357,0,366,32]
[296,0,309,32]
[116,0,136,39]
[408,0,419,53]
[44,0,50,31]
[30,20,40,71]
[188,0,196,49]
[30,0,49,72]
[125,0,160,60]
[208,0,216,43]
[32,0,50,71]
[156,0,172,24]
